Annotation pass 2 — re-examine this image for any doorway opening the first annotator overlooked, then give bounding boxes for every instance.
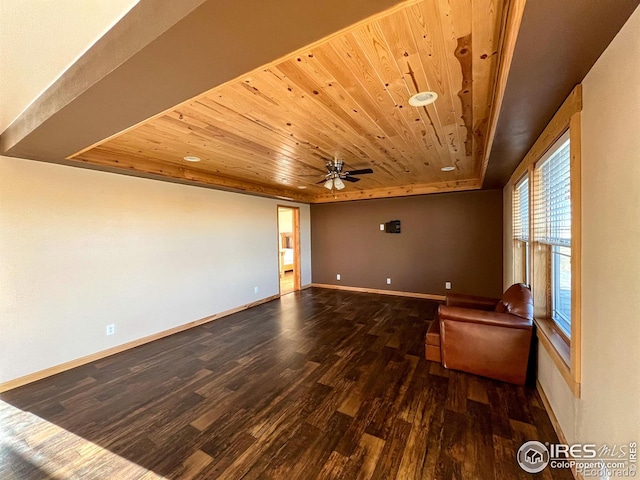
[277,206,301,295]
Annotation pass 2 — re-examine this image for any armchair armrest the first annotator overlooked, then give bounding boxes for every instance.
[445,293,500,310]
[438,305,532,330]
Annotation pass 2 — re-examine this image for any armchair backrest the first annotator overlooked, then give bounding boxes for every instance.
[494,283,533,320]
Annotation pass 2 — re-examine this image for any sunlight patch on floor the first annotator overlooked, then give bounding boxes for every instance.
[0,400,165,479]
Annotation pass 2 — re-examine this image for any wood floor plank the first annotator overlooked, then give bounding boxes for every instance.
[286,412,353,479]
[171,449,213,480]
[445,371,469,413]
[318,450,350,479]
[463,400,495,480]
[347,433,386,480]
[370,418,412,480]
[433,409,466,480]
[0,288,571,480]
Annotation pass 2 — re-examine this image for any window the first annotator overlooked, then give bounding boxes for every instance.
[507,85,581,396]
[533,131,571,339]
[552,245,571,336]
[512,175,530,285]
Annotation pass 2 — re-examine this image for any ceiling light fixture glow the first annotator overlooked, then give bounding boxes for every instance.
[324,179,334,190]
[297,186,307,189]
[441,166,456,172]
[334,177,345,190]
[408,91,438,107]
[183,155,201,162]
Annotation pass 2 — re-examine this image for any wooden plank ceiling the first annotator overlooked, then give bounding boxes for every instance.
[70,0,510,203]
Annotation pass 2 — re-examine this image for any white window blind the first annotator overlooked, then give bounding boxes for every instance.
[534,134,571,246]
[513,176,529,241]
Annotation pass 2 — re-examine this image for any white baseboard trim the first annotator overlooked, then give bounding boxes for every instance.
[0,294,280,393]
[310,283,446,301]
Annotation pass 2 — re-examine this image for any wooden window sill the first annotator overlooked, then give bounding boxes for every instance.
[534,317,581,397]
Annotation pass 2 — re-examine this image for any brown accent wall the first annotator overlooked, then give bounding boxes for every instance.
[311,189,503,298]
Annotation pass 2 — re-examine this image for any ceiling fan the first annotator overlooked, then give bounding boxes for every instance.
[318,159,374,191]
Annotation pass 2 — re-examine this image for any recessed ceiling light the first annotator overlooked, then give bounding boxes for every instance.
[409,91,438,107]
[183,155,201,162]
[441,166,455,172]
[297,186,307,189]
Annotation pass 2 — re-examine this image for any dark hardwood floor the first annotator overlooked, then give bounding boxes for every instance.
[0,288,572,480]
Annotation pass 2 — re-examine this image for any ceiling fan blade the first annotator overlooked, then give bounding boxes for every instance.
[317,179,328,184]
[346,168,373,175]
[343,176,361,182]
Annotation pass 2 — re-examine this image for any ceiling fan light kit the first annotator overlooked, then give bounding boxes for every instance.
[318,159,374,192]
[323,177,345,190]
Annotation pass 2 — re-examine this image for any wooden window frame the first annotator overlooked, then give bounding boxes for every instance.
[508,85,582,397]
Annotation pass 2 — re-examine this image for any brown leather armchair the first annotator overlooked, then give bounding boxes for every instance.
[436,283,534,385]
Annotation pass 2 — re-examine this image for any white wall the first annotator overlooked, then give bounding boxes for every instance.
[0,156,311,384]
[505,5,640,447]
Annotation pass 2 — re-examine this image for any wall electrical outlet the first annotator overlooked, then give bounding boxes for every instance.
[445,282,452,290]
[336,274,341,280]
[106,324,115,336]
[380,224,385,231]
[387,278,391,285]
[254,286,259,294]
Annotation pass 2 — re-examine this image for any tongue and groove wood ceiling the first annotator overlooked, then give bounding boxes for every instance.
[70,0,514,203]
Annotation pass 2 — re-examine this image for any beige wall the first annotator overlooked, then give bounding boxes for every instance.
[0,156,311,384]
[504,5,640,447]
[575,4,640,443]
[0,0,139,132]
[278,208,294,234]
